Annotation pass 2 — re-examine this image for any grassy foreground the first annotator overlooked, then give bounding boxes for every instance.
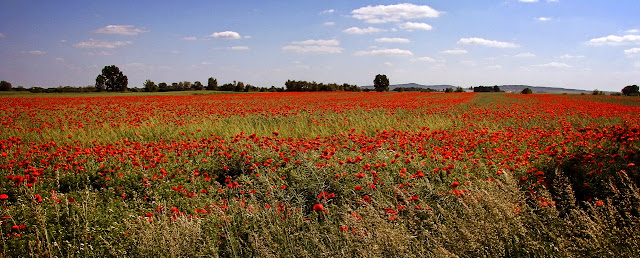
[1,92,639,257]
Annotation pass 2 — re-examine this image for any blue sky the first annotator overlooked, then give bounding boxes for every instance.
[1,0,639,91]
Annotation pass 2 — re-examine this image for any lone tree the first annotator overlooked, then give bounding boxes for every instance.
[622,85,639,96]
[207,77,218,91]
[96,65,128,92]
[0,80,12,91]
[521,88,533,94]
[143,79,158,92]
[373,74,389,92]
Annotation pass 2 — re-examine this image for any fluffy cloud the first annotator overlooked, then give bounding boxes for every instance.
[74,39,132,48]
[27,50,46,55]
[535,62,571,68]
[323,22,336,26]
[94,25,148,35]
[291,39,340,46]
[182,36,198,41]
[320,9,334,15]
[441,49,468,54]
[413,56,436,62]
[515,52,535,57]
[375,37,410,43]
[624,48,640,56]
[537,17,551,21]
[627,29,640,34]
[230,46,249,50]
[354,48,413,56]
[282,39,343,54]
[559,54,585,59]
[343,27,386,34]
[351,3,441,23]
[398,22,433,31]
[458,37,520,48]
[210,31,242,39]
[588,34,640,46]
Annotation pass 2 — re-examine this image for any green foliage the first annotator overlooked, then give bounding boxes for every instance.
[622,85,639,96]
[143,79,158,92]
[206,77,218,91]
[592,89,605,95]
[95,65,128,92]
[374,74,389,92]
[0,80,12,91]
[521,88,533,94]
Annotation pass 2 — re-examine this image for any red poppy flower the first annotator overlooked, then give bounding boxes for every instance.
[313,203,324,212]
[0,194,8,200]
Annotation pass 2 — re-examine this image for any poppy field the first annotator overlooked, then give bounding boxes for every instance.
[1,91,639,257]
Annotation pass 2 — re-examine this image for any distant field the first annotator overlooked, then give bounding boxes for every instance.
[1,92,639,256]
[0,90,245,98]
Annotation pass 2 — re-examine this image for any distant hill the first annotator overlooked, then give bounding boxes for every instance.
[362,83,593,94]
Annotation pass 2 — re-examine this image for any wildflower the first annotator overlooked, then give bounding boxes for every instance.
[313,203,325,212]
[0,194,8,200]
[450,182,460,188]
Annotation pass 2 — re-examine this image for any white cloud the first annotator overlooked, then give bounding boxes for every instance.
[55,57,64,62]
[441,49,468,54]
[343,26,386,34]
[486,65,502,69]
[413,56,436,62]
[588,35,640,46]
[354,48,413,56]
[94,25,148,35]
[320,9,334,15]
[519,0,539,2]
[210,31,242,39]
[282,45,343,54]
[375,37,410,43]
[627,29,640,34]
[515,52,535,57]
[398,22,433,31]
[625,48,640,56]
[27,50,46,55]
[351,3,441,23]
[86,51,114,56]
[559,54,585,59]
[0,32,5,38]
[244,35,252,39]
[74,39,132,48]
[458,37,520,48]
[323,22,336,26]
[282,39,343,54]
[291,39,340,46]
[535,62,571,68]
[230,46,249,50]
[384,62,393,66]
[537,17,551,21]
[182,36,198,41]
[201,61,212,65]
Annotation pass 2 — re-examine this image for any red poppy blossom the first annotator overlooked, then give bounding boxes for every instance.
[313,203,324,212]
[0,194,8,200]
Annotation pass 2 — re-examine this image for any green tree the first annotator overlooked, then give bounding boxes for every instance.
[373,74,389,92]
[207,77,218,90]
[444,88,454,93]
[158,82,168,92]
[95,65,128,92]
[143,79,158,92]
[192,81,204,90]
[592,89,605,95]
[521,88,533,94]
[0,80,12,91]
[622,85,639,96]
[455,86,465,92]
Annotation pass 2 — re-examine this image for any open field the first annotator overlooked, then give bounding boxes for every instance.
[1,92,639,257]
